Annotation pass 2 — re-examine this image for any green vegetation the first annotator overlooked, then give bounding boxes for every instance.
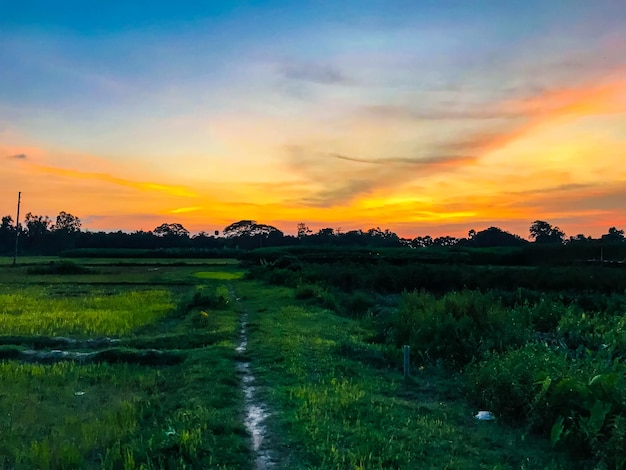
[236,280,572,468]
[2,250,625,468]
[0,259,250,469]
[247,253,626,468]
[0,288,173,336]
[193,270,245,280]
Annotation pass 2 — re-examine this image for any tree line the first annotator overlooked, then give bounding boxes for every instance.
[0,210,624,256]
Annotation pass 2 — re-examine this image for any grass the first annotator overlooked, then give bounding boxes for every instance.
[0,254,592,468]
[0,288,174,336]
[0,259,251,469]
[192,270,245,280]
[235,280,574,469]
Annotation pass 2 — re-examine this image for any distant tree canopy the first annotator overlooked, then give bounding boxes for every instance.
[223,220,283,239]
[460,227,528,248]
[153,223,189,237]
[24,212,52,238]
[1,208,624,258]
[529,220,566,244]
[54,211,81,233]
[601,227,625,243]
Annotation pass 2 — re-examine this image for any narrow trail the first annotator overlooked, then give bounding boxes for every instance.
[232,289,275,469]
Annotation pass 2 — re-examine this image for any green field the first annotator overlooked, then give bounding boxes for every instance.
[0,258,249,469]
[1,254,622,468]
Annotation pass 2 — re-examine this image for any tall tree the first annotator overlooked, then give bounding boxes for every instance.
[465,227,527,247]
[0,215,16,253]
[153,223,190,237]
[24,213,52,238]
[529,220,565,244]
[53,211,81,233]
[297,222,312,238]
[1,215,14,233]
[601,227,625,243]
[222,220,284,249]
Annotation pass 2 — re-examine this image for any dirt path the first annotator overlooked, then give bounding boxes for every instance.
[233,290,276,469]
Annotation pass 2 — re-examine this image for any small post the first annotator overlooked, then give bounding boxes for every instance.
[12,192,21,266]
[403,345,410,379]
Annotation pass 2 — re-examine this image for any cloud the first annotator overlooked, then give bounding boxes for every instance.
[278,61,351,85]
[361,104,524,121]
[329,153,476,167]
[285,146,475,207]
[6,153,27,159]
[29,163,198,198]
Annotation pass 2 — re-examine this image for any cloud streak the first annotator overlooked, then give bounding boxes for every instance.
[278,61,351,86]
[28,163,198,198]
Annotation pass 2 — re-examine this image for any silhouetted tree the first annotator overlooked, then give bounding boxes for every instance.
[53,211,81,233]
[22,213,52,253]
[529,220,565,244]
[433,236,458,247]
[568,234,592,244]
[222,220,284,248]
[0,215,16,254]
[223,220,282,238]
[24,213,52,237]
[412,235,434,248]
[154,223,190,237]
[297,222,312,238]
[601,227,625,243]
[462,227,527,247]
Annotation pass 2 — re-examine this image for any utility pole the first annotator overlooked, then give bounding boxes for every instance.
[13,192,21,266]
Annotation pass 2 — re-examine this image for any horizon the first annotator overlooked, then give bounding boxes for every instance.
[2,1,626,239]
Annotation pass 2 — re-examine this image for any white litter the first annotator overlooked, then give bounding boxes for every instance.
[475,411,496,420]
[74,391,86,396]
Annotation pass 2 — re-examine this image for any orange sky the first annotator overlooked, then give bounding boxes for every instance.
[2,2,625,239]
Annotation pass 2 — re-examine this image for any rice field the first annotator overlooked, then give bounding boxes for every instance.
[0,258,251,469]
[0,288,174,336]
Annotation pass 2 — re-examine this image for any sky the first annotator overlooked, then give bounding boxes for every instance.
[1,0,625,239]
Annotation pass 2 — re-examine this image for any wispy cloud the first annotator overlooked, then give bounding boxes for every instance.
[29,164,198,198]
[5,153,27,159]
[285,146,475,207]
[329,153,476,166]
[278,61,351,85]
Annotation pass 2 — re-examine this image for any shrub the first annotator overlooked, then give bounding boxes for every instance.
[386,290,530,368]
[338,291,375,319]
[294,284,321,300]
[467,345,626,467]
[187,286,230,310]
[466,344,569,425]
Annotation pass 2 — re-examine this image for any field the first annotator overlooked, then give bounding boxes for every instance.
[0,257,249,469]
[1,253,624,468]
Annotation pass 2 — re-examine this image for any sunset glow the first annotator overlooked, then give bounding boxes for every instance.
[2,1,625,238]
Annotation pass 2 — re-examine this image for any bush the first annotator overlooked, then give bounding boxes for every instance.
[386,290,530,368]
[294,284,321,300]
[466,344,569,425]
[467,345,626,467]
[187,286,230,310]
[338,291,375,319]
